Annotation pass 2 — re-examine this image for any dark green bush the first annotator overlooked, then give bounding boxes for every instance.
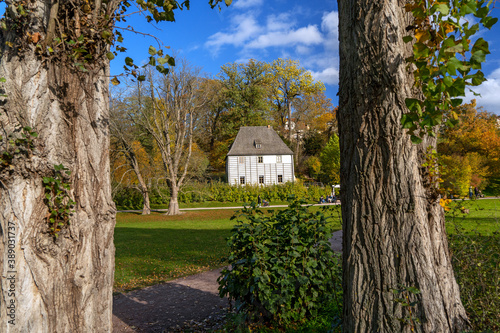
[218,199,340,325]
[113,187,143,209]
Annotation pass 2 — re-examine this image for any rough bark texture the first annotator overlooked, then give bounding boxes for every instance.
[338,1,469,332]
[0,2,115,332]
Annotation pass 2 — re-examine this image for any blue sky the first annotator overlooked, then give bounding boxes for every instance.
[111,0,500,115]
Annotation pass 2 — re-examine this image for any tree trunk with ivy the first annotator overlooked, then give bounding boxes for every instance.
[0,1,116,332]
[338,0,469,332]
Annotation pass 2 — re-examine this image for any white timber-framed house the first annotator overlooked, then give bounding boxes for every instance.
[226,126,295,185]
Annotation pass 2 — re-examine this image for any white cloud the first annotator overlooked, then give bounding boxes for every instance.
[321,10,339,51]
[205,15,262,51]
[295,45,312,55]
[204,8,340,87]
[266,13,295,32]
[465,68,500,115]
[246,25,323,48]
[233,0,263,9]
[309,67,339,85]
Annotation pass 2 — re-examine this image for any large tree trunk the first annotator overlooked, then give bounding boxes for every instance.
[167,185,181,215]
[129,151,151,215]
[338,1,469,332]
[0,3,115,332]
[140,185,151,215]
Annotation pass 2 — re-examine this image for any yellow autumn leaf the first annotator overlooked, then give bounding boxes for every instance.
[439,198,452,211]
[415,30,431,43]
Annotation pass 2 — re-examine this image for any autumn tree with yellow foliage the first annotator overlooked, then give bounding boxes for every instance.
[267,58,325,146]
[438,100,500,196]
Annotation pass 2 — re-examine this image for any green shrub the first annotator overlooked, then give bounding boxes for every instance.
[218,198,340,325]
[113,187,143,209]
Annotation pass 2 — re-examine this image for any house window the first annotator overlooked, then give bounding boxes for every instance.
[238,156,244,164]
[258,156,263,163]
[259,175,264,184]
[255,139,262,149]
[276,155,282,163]
[278,175,283,183]
[240,176,245,185]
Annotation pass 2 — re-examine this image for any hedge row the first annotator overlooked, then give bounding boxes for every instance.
[113,181,335,209]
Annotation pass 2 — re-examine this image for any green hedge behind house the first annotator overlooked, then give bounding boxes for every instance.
[113,181,335,209]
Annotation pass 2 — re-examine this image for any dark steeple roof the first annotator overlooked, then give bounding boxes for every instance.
[227,126,293,156]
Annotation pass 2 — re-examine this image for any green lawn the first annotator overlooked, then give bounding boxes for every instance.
[445,198,500,235]
[114,210,235,293]
[445,199,500,331]
[114,205,342,293]
[113,200,499,330]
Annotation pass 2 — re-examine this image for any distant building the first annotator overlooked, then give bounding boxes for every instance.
[226,126,294,185]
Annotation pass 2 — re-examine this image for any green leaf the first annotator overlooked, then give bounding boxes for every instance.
[481,16,498,29]
[448,78,466,97]
[460,0,477,15]
[450,98,463,107]
[443,76,453,87]
[148,57,156,66]
[443,43,464,54]
[157,57,168,65]
[403,36,413,43]
[0,77,6,83]
[471,51,486,65]
[471,72,486,86]
[431,3,449,15]
[471,38,490,55]
[125,57,134,66]
[106,52,115,60]
[225,0,232,5]
[410,135,423,144]
[413,42,430,59]
[148,45,157,56]
[101,30,112,39]
[167,56,176,66]
[446,56,463,76]
[405,98,422,113]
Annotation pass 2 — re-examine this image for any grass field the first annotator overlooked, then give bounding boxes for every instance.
[445,198,500,235]
[445,199,500,331]
[114,199,499,330]
[114,209,235,293]
[114,205,342,293]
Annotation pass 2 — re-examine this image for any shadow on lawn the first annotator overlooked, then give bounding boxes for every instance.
[112,269,229,332]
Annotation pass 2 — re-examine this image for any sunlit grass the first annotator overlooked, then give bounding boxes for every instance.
[114,205,343,293]
[114,210,235,293]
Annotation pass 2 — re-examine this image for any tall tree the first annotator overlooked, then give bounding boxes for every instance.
[338,0,469,331]
[140,61,209,215]
[292,91,334,164]
[0,1,118,331]
[197,60,270,171]
[0,0,227,330]
[438,100,500,195]
[110,89,152,215]
[267,58,325,145]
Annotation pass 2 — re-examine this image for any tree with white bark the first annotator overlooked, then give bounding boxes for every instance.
[0,0,226,331]
[138,61,210,215]
[110,87,152,215]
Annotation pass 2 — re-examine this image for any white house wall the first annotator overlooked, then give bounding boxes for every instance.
[227,155,294,185]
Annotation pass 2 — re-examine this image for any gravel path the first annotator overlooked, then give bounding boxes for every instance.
[112,230,343,332]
